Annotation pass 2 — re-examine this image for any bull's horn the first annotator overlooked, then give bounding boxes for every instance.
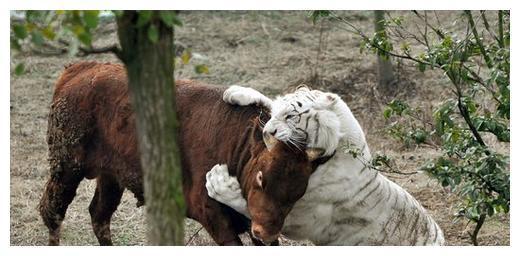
[263,132,277,151]
[306,148,325,161]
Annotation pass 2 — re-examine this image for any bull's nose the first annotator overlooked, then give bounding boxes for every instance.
[252,226,262,239]
[251,224,279,244]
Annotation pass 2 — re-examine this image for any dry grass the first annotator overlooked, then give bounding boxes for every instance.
[10,11,509,246]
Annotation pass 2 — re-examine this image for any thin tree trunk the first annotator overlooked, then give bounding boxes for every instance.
[374,10,395,93]
[116,11,185,245]
[470,214,486,246]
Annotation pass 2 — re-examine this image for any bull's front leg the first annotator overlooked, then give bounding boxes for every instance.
[223,85,273,110]
[205,164,249,218]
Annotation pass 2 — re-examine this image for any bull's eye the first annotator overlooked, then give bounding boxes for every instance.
[256,171,263,189]
[286,114,294,120]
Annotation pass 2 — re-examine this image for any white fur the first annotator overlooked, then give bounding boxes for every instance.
[263,88,343,156]
[223,85,273,109]
[208,86,445,245]
[205,164,250,218]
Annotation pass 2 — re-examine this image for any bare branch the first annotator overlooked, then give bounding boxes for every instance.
[465,11,493,69]
[412,10,445,40]
[498,11,505,48]
[480,11,499,43]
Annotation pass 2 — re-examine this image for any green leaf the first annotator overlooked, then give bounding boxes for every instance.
[77,32,92,46]
[31,31,44,46]
[418,62,426,72]
[42,26,56,40]
[12,24,28,39]
[71,24,86,36]
[137,11,153,27]
[11,38,21,51]
[159,11,182,27]
[14,63,25,76]
[26,10,44,23]
[180,49,192,64]
[83,10,100,29]
[310,10,331,25]
[383,107,392,119]
[413,129,427,144]
[147,24,159,43]
[194,64,209,74]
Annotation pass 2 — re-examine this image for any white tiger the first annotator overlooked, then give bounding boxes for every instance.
[206,85,445,245]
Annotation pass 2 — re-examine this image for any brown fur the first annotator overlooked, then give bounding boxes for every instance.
[39,62,318,246]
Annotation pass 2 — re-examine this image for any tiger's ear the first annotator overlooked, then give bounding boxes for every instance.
[315,92,339,109]
[295,84,312,92]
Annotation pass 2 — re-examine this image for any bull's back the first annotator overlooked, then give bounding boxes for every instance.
[174,80,260,187]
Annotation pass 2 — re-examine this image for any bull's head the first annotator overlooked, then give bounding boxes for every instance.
[242,118,324,243]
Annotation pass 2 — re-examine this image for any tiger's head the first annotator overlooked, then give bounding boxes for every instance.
[263,85,343,157]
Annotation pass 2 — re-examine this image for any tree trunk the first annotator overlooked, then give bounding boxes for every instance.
[116,11,185,245]
[374,10,395,93]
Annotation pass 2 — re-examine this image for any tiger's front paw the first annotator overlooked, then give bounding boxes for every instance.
[223,85,273,109]
[206,164,249,217]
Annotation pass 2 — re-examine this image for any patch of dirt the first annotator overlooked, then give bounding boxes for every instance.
[10,11,509,246]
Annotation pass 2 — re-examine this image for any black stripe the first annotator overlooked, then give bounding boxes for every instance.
[389,200,408,238]
[304,114,311,131]
[366,188,386,213]
[367,181,392,213]
[407,210,420,238]
[432,221,438,243]
[383,182,393,202]
[358,179,381,205]
[313,113,320,146]
[305,94,315,101]
[411,214,421,245]
[420,215,429,245]
[351,168,376,199]
[290,103,297,112]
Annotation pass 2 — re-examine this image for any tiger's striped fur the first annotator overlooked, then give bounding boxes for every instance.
[206,85,444,245]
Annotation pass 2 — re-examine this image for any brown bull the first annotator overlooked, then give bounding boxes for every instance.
[38,62,323,245]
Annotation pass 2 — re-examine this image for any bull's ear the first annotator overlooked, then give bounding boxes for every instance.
[306,148,325,162]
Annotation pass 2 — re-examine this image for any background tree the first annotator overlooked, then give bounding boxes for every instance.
[312,10,510,245]
[373,10,396,93]
[11,10,186,245]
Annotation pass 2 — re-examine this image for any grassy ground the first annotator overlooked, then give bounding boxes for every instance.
[10,11,509,246]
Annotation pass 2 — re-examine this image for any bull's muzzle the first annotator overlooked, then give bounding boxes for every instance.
[251,223,280,244]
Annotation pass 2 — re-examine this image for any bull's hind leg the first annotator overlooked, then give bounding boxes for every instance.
[88,175,124,246]
[39,165,84,245]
